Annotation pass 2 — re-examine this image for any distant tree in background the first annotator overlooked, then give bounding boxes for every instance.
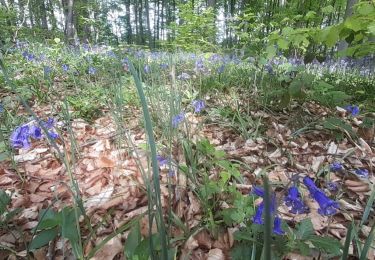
[0,0,373,57]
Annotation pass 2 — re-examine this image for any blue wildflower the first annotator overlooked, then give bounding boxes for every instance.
[88,67,96,75]
[192,100,205,113]
[168,169,175,177]
[160,63,168,70]
[44,66,52,76]
[172,112,185,128]
[157,155,168,167]
[40,118,54,129]
[195,58,205,71]
[303,177,339,216]
[122,58,129,65]
[0,103,4,113]
[355,169,369,178]
[10,125,31,149]
[253,202,264,224]
[47,131,59,139]
[217,64,225,74]
[29,125,42,139]
[330,162,343,172]
[252,186,264,197]
[22,51,35,61]
[144,65,150,73]
[62,64,70,72]
[273,217,285,235]
[344,105,360,116]
[284,186,309,214]
[327,182,338,192]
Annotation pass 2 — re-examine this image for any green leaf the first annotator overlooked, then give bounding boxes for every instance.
[277,39,289,50]
[0,189,11,215]
[124,221,141,259]
[345,17,362,32]
[309,235,342,255]
[265,45,276,59]
[322,5,334,14]
[36,208,61,230]
[296,219,314,240]
[29,228,58,250]
[357,3,375,15]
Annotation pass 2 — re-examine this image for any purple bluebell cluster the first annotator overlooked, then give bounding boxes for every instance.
[157,155,169,167]
[10,118,58,149]
[303,177,339,216]
[88,66,96,75]
[62,64,70,72]
[0,103,4,113]
[22,51,35,62]
[192,100,205,113]
[330,162,343,172]
[251,186,285,235]
[355,169,369,178]
[284,186,309,214]
[326,182,339,192]
[44,66,52,76]
[344,105,360,116]
[172,112,185,128]
[144,65,151,73]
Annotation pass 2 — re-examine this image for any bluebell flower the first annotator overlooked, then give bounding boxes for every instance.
[88,67,96,75]
[122,58,129,65]
[29,125,42,139]
[344,105,360,116]
[330,162,343,172]
[273,217,285,235]
[157,155,168,167]
[195,58,205,71]
[284,186,309,214]
[172,112,185,128]
[144,65,150,73]
[252,186,264,197]
[355,169,369,178]
[168,169,175,177]
[326,182,338,192]
[253,202,264,224]
[62,64,70,72]
[44,66,52,76]
[41,118,55,129]
[107,50,116,58]
[177,73,191,80]
[22,51,35,61]
[160,63,168,70]
[217,64,225,74]
[303,177,339,216]
[10,125,31,149]
[192,99,205,113]
[0,103,4,113]
[47,131,59,139]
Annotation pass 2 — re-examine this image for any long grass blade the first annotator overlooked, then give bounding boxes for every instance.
[129,60,168,259]
[342,221,354,260]
[359,223,375,260]
[262,176,272,260]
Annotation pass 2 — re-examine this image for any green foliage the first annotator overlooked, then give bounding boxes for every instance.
[267,1,375,58]
[170,1,217,52]
[30,207,83,258]
[323,117,357,140]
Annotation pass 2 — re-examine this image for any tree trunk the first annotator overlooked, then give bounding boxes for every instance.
[62,0,75,43]
[125,0,132,44]
[40,0,48,30]
[47,0,57,30]
[138,0,144,44]
[338,0,357,52]
[145,0,153,47]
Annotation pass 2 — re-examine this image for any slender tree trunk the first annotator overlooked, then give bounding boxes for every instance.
[125,0,132,44]
[29,0,35,27]
[338,0,357,51]
[139,0,144,44]
[40,0,48,29]
[47,0,57,30]
[62,0,75,43]
[145,0,153,47]
[134,1,139,44]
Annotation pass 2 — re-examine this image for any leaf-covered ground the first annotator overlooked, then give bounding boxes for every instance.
[1,97,374,259]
